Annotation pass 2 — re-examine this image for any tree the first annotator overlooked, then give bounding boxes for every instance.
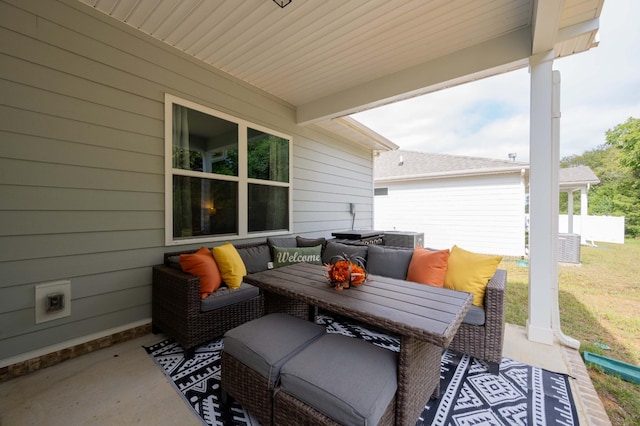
[560,117,640,238]
[606,117,640,178]
[563,145,630,212]
[605,117,640,236]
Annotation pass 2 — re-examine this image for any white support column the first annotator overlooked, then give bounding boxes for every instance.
[528,59,580,348]
[527,53,556,345]
[581,187,589,244]
[567,190,574,233]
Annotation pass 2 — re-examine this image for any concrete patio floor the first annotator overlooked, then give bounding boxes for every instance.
[0,324,611,426]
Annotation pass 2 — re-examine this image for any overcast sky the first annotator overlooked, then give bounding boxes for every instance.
[352,0,640,163]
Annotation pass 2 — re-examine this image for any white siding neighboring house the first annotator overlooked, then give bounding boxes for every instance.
[374,150,529,257]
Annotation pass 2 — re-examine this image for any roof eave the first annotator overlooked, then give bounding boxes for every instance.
[560,179,600,188]
[375,165,529,183]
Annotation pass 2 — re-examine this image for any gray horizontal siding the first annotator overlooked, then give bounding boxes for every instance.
[1,285,149,340]
[0,105,163,155]
[1,79,162,137]
[0,211,164,236]
[0,0,374,362]
[0,131,163,173]
[0,267,151,313]
[1,248,163,288]
[0,158,162,192]
[1,305,151,359]
[1,185,164,211]
[0,230,163,262]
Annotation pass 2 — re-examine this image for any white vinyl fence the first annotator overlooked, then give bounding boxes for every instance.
[559,215,625,244]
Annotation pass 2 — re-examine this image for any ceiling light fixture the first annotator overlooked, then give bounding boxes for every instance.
[273,0,292,8]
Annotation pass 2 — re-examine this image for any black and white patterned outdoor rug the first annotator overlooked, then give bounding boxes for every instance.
[144,314,579,426]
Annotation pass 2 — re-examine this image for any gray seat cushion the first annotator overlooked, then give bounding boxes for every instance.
[366,244,413,279]
[200,282,260,312]
[280,333,397,426]
[462,305,486,326]
[223,313,325,389]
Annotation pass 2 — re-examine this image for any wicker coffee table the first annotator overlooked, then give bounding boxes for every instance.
[243,263,472,426]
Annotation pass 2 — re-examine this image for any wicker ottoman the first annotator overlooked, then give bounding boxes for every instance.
[221,313,325,426]
[274,333,397,426]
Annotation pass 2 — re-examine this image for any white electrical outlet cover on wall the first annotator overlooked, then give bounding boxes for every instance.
[35,280,71,324]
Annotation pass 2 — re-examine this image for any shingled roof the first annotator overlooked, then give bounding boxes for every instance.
[559,165,601,187]
[375,150,601,191]
[374,150,528,181]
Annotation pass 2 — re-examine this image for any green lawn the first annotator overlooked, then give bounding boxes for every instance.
[501,240,640,426]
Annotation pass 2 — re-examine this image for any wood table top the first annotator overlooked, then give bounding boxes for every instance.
[244,263,472,347]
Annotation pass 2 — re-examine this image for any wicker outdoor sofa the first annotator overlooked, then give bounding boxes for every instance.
[151,236,507,374]
[450,268,506,374]
[152,242,266,358]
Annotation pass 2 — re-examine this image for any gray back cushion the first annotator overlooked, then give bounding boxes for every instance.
[237,244,272,273]
[296,236,326,248]
[321,242,368,265]
[366,245,414,279]
[267,236,297,258]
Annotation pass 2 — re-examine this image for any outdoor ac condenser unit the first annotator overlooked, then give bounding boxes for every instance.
[558,233,581,264]
[383,231,424,249]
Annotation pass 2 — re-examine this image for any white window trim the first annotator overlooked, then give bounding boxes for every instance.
[164,93,293,246]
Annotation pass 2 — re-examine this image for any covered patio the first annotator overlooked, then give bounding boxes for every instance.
[0,0,610,424]
[65,0,605,349]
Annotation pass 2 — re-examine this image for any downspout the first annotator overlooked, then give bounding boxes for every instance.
[551,70,580,349]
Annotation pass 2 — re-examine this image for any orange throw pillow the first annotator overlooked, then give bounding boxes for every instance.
[406,247,450,287]
[179,247,222,299]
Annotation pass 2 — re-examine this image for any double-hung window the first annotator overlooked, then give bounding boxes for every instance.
[165,94,291,245]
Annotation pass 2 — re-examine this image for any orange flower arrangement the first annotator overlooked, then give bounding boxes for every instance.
[326,253,367,291]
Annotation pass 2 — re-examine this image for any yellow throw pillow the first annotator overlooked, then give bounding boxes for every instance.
[212,243,247,290]
[444,245,502,307]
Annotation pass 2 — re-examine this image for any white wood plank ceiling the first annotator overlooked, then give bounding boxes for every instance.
[77,0,604,130]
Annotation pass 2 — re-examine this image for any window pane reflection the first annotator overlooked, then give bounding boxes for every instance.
[173,176,238,238]
[247,128,289,182]
[248,184,289,232]
[172,105,238,176]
